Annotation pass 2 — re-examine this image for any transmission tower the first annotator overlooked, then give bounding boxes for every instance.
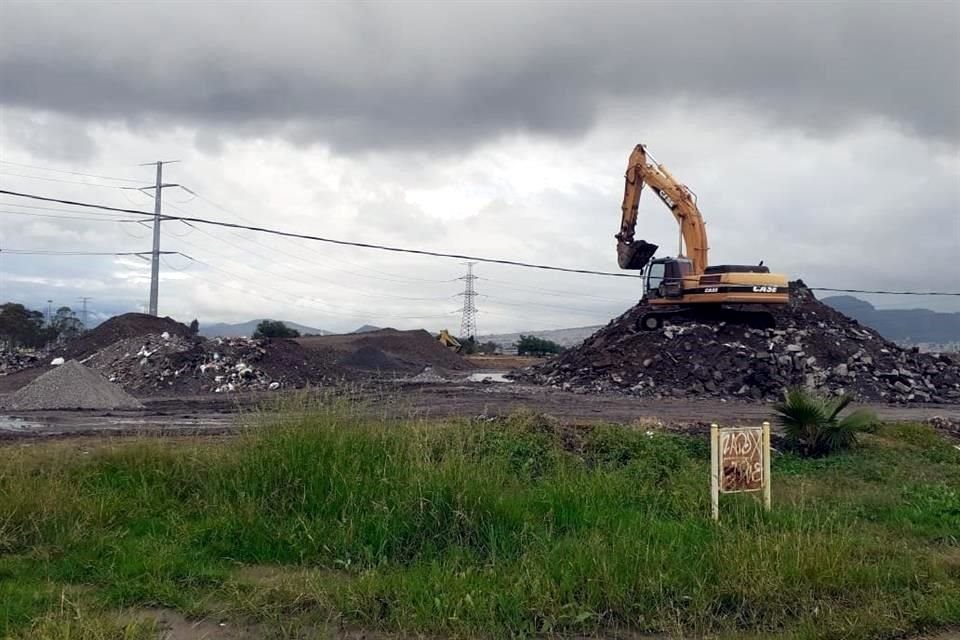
[458,262,478,339]
[77,296,92,330]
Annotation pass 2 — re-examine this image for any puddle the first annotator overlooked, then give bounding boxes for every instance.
[467,372,513,383]
[0,415,41,432]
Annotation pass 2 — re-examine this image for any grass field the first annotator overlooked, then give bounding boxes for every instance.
[1,397,958,639]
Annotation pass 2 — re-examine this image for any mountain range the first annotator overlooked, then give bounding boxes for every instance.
[821,296,959,345]
[199,319,330,338]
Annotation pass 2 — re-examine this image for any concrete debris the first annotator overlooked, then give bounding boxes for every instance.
[516,282,960,404]
[82,333,340,395]
[8,360,144,410]
[50,357,65,366]
[0,351,43,375]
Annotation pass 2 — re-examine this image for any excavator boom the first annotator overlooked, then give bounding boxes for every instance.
[616,144,708,274]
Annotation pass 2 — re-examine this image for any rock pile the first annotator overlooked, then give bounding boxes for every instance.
[7,360,144,410]
[82,332,341,395]
[0,350,43,375]
[517,283,960,404]
[57,313,193,360]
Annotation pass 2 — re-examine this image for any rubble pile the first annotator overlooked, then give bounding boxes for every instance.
[82,332,342,395]
[0,351,43,375]
[58,313,193,360]
[7,360,144,410]
[518,282,960,404]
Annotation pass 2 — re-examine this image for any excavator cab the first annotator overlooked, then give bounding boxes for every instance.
[645,258,692,300]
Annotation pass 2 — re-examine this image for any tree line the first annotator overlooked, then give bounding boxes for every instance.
[0,302,84,350]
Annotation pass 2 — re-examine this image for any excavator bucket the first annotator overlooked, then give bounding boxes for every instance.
[617,239,658,270]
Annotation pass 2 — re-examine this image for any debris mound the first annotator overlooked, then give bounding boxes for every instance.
[518,282,960,404]
[297,329,475,373]
[8,360,144,410]
[58,313,192,360]
[82,333,342,395]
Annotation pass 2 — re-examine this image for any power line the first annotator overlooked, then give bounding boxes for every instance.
[0,209,144,223]
[3,188,959,297]
[0,189,644,279]
[0,171,140,189]
[0,159,144,183]
[1,249,184,256]
[183,188,457,285]
[809,287,960,297]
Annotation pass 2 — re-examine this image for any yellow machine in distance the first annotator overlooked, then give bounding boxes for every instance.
[616,144,789,329]
[437,329,462,353]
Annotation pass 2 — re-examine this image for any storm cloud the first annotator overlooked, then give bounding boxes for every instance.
[1,1,957,153]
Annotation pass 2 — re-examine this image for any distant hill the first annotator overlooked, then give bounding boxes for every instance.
[478,325,602,352]
[822,296,960,344]
[352,324,383,334]
[199,319,330,338]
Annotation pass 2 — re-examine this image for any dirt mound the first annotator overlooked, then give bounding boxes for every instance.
[297,329,475,373]
[340,345,403,371]
[58,313,192,360]
[82,333,342,395]
[7,360,144,410]
[517,282,960,404]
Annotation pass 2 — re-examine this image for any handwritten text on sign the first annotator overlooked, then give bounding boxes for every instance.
[719,428,764,493]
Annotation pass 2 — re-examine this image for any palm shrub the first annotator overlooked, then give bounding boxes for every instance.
[773,388,877,456]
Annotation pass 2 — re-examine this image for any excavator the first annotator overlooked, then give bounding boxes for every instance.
[616,144,789,329]
[437,329,463,353]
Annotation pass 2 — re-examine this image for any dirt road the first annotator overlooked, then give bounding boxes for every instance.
[2,382,958,441]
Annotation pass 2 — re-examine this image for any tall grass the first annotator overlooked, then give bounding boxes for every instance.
[1,396,958,639]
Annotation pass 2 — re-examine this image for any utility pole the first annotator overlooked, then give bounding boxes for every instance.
[139,160,180,316]
[458,262,478,340]
[78,297,91,330]
[46,299,52,326]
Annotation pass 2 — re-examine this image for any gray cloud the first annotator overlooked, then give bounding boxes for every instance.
[1,1,956,153]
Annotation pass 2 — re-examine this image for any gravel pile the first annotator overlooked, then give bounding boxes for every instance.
[516,282,960,404]
[7,360,144,410]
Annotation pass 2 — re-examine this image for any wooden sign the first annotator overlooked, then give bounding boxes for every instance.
[710,422,771,520]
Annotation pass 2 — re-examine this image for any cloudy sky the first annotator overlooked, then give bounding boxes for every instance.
[1,1,958,334]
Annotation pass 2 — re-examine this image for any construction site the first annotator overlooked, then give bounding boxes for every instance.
[3,144,958,438]
[1,7,958,632]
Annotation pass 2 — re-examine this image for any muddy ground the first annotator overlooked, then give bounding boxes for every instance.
[3,381,958,441]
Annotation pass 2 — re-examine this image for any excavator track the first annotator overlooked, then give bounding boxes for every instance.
[636,304,776,331]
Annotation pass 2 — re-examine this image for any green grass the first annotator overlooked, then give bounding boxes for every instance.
[1,398,958,639]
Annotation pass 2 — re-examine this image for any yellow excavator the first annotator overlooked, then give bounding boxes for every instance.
[616,144,789,329]
[437,329,462,353]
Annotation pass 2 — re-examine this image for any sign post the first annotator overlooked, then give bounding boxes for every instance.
[710,421,771,521]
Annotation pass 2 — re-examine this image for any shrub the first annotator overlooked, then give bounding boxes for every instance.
[773,388,877,457]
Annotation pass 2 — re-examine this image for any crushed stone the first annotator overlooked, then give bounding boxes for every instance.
[7,360,144,410]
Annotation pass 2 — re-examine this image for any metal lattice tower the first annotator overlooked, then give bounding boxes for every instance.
[458,262,478,339]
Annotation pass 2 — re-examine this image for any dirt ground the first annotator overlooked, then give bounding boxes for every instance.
[2,382,958,441]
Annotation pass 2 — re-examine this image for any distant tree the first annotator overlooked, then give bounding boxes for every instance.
[478,341,499,355]
[0,303,49,349]
[516,335,562,356]
[253,320,300,339]
[458,336,479,355]
[51,306,83,339]
[189,319,200,335]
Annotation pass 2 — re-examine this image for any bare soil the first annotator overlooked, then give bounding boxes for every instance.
[3,383,958,442]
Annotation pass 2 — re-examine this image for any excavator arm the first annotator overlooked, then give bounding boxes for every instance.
[616,144,709,275]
